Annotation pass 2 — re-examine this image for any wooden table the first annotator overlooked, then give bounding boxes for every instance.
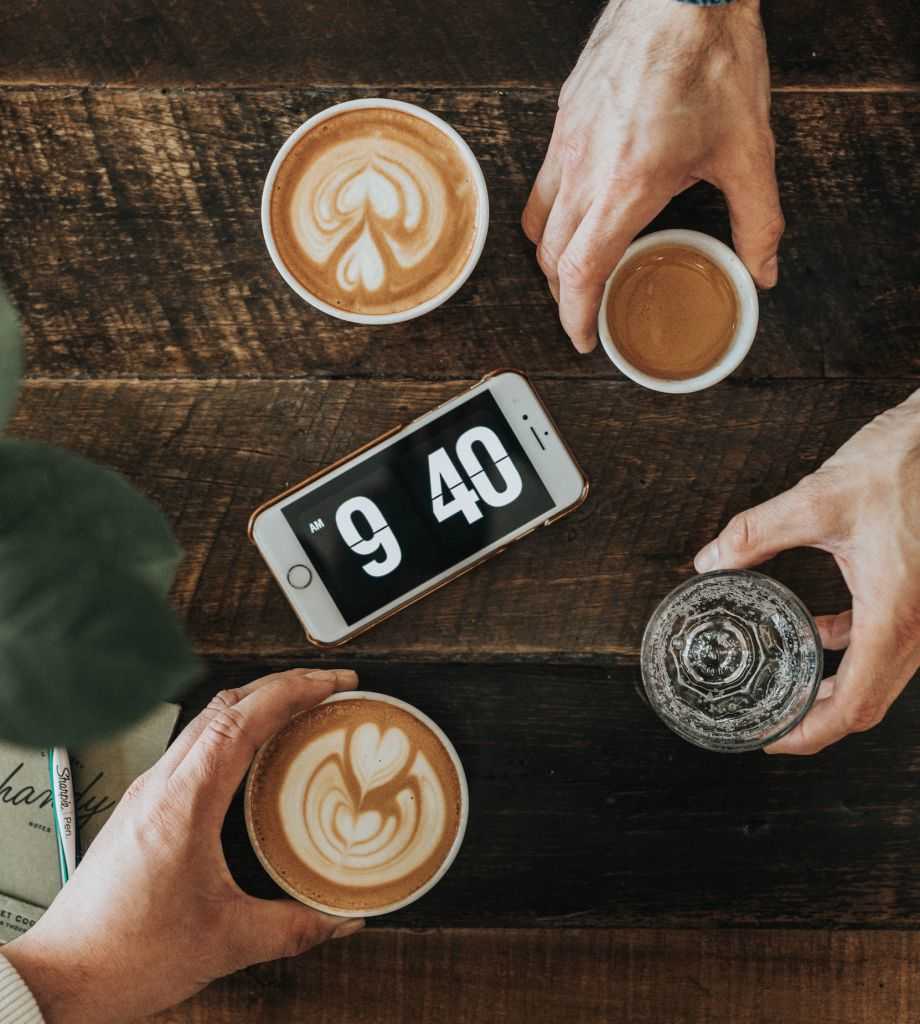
[2,2,919,1020]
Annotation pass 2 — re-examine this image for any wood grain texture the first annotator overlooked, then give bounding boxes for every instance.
[1,1,917,87]
[7,378,917,659]
[192,659,920,928]
[0,89,916,382]
[149,929,920,1023]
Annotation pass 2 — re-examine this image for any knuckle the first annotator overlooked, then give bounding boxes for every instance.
[207,687,245,714]
[536,240,560,277]
[123,770,151,805]
[724,511,758,554]
[264,913,323,958]
[842,698,885,735]
[280,917,324,959]
[199,701,250,757]
[557,251,593,291]
[762,209,786,245]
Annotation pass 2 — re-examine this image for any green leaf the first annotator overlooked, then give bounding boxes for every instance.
[0,439,183,599]
[0,287,22,431]
[0,440,202,746]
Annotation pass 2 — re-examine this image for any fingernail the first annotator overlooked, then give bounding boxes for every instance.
[295,667,336,684]
[332,918,365,940]
[334,669,359,688]
[694,541,719,573]
[761,255,779,288]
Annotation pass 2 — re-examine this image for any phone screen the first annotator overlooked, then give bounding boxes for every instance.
[282,390,554,624]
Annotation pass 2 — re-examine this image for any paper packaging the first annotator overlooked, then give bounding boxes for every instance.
[0,703,180,943]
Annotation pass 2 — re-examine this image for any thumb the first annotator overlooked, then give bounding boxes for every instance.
[694,480,825,573]
[715,145,785,289]
[236,896,364,966]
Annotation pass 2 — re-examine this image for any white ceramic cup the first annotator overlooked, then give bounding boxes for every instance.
[245,690,470,918]
[597,229,759,394]
[261,98,490,325]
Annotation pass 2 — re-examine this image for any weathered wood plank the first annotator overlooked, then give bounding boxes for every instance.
[149,929,920,1023]
[193,659,920,928]
[1,1,917,88]
[0,89,916,381]
[6,378,916,659]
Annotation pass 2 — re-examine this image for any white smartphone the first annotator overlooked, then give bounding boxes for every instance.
[248,370,589,647]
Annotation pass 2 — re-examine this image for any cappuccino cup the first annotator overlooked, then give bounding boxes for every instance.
[262,99,490,325]
[245,691,469,917]
[598,229,759,394]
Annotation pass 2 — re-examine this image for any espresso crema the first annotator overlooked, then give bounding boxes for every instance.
[269,108,480,316]
[246,697,464,912]
[605,244,739,380]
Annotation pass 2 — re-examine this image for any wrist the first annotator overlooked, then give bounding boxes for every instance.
[2,937,104,1024]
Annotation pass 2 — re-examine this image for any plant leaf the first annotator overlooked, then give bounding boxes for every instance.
[0,287,22,431]
[0,440,202,746]
[0,439,183,599]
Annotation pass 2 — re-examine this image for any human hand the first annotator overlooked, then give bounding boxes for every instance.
[694,391,920,755]
[3,668,363,1023]
[522,0,782,352]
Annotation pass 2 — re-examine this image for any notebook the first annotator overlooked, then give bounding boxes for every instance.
[0,703,181,943]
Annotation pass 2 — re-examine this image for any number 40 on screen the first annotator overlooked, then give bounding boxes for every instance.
[334,426,523,579]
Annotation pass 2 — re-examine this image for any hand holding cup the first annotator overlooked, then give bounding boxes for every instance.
[695,391,920,755]
[3,669,364,1024]
[522,0,783,353]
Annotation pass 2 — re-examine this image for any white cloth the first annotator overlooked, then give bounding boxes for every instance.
[0,956,43,1024]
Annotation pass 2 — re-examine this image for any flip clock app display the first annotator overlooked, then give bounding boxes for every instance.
[282,391,554,624]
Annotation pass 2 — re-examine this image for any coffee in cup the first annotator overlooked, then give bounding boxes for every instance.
[598,229,759,394]
[263,99,489,324]
[245,692,468,916]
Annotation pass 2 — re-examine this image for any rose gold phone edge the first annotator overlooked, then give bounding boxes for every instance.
[247,369,590,648]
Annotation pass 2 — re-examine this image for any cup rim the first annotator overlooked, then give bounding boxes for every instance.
[261,98,490,325]
[597,229,759,394]
[244,690,470,918]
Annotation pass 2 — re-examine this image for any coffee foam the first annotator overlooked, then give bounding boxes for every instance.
[247,698,462,912]
[270,108,479,316]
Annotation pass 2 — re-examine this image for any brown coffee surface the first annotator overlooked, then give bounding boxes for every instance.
[270,108,479,316]
[606,245,738,380]
[247,698,463,912]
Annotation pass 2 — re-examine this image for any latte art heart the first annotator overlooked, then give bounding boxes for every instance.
[269,107,480,316]
[279,722,448,889]
[293,143,448,296]
[247,696,465,912]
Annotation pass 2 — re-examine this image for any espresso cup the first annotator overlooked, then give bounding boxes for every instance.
[597,229,759,394]
[262,98,490,325]
[245,691,469,917]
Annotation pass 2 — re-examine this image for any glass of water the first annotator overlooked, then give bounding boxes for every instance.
[640,570,823,752]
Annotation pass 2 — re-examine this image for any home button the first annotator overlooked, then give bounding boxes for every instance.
[286,564,313,589]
